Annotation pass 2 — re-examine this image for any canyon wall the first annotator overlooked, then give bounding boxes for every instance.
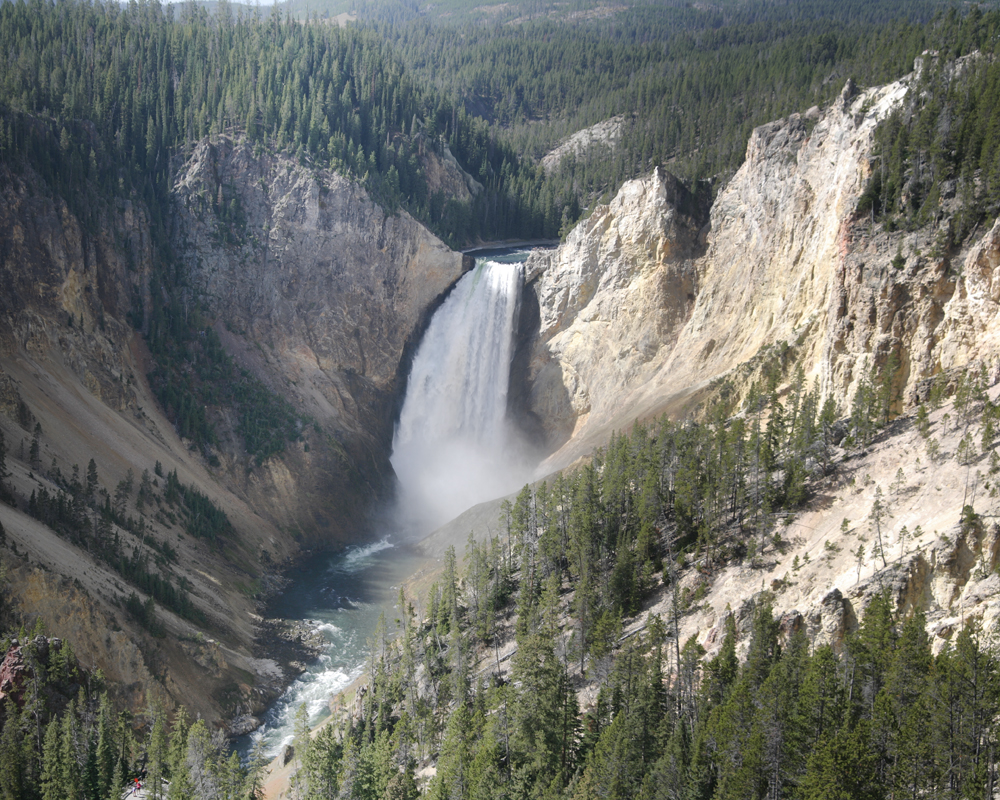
[0,142,465,728]
[170,137,467,533]
[525,71,1000,468]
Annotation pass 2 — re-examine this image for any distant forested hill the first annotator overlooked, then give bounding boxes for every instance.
[374,1,1000,227]
[1,0,995,249]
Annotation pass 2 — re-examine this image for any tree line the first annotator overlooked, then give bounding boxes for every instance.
[0,409,225,630]
[0,628,266,800]
[1,0,993,252]
[857,7,1000,246]
[374,0,975,233]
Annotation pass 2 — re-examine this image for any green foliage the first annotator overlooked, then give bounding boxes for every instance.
[9,452,204,627]
[168,473,233,542]
[147,322,307,465]
[256,366,1000,800]
[124,591,165,637]
[279,557,1000,800]
[0,0,975,254]
[0,634,263,800]
[380,0,939,220]
[860,8,1000,238]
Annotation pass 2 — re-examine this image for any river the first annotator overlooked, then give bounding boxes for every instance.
[239,538,427,758]
[242,247,535,760]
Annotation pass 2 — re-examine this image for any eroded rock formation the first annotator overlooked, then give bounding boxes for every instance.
[0,140,465,728]
[525,66,1000,470]
[170,137,468,532]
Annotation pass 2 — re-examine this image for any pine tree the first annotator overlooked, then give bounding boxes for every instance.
[868,487,890,569]
[427,704,477,800]
[800,720,883,800]
[146,701,168,800]
[166,707,193,800]
[94,695,116,800]
[638,718,689,800]
[86,459,99,503]
[30,423,41,468]
[40,718,62,800]
[59,699,83,800]
[184,719,218,799]
[0,712,25,800]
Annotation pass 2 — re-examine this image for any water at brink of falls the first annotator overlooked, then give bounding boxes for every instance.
[241,251,531,760]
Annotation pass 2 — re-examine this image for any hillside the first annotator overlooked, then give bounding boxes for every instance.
[0,132,465,730]
[270,362,1000,800]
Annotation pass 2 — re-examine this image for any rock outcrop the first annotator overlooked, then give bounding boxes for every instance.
[0,138,465,728]
[0,164,151,410]
[171,137,468,528]
[662,386,1000,665]
[173,137,465,396]
[524,168,706,451]
[540,116,626,174]
[524,64,1000,469]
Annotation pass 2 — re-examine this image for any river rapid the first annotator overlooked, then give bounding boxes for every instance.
[239,538,427,758]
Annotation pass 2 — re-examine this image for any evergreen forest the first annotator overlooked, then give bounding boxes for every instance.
[281,359,1000,800]
[4,0,1000,249]
[5,344,1000,799]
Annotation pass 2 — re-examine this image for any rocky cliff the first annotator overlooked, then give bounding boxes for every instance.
[524,75,955,465]
[0,138,465,728]
[170,136,467,534]
[512,59,1000,667]
[524,168,707,451]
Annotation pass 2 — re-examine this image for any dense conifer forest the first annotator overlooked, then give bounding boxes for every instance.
[6,0,1000,798]
[3,0,999,248]
[280,359,1000,800]
[5,338,1000,798]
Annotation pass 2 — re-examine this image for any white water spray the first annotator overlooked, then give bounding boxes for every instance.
[391,258,528,530]
[243,255,534,760]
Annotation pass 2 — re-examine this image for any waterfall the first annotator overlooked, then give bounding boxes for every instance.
[241,255,531,760]
[391,258,526,530]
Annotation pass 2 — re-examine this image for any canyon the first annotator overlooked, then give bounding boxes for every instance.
[426,60,1000,688]
[2,54,1000,738]
[0,141,466,728]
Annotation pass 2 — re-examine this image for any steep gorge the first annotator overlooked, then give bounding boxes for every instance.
[0,140,466,728]
[5,53,1000,740]
[169,136,469,535]
[431,60,1000,676]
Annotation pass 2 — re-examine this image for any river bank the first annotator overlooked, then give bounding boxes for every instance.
[257,538,452,799]
[237,538,431,758]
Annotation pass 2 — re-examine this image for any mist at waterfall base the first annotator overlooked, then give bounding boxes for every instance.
[390,254,536,532]
[240,251,536,761]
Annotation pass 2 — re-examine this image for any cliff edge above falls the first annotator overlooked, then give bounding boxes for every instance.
[525,66,1000,470]
[524,168,707,452]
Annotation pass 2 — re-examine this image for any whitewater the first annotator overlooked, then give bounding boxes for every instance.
[243,253,530,759]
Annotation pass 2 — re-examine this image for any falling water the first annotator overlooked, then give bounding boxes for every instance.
[242,253,531,760]
[391,257,527,530]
